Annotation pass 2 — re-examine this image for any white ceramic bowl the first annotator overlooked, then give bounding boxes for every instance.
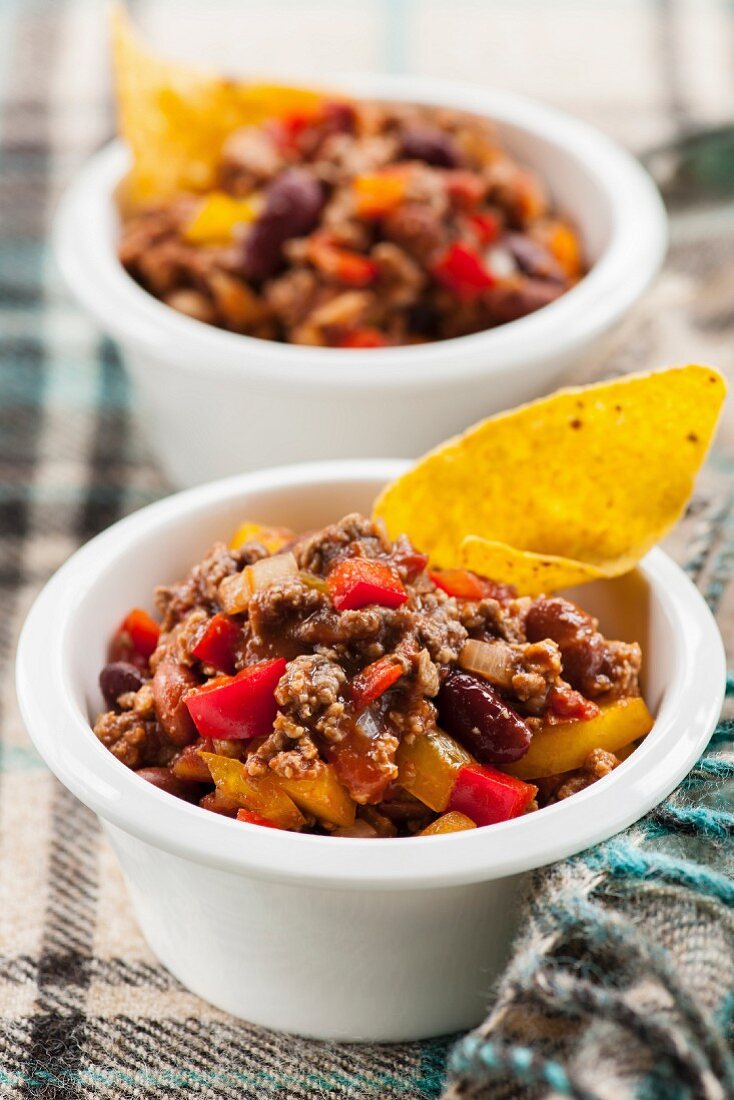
[53,77,667,487]
[16,461,724,1041]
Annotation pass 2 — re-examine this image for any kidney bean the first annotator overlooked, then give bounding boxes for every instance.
[152,658,199,746]
[438,669,531,764]
[525,597,596,649]
[504,233,564,282]
[525,597,605,694]
[486,278,563,324]
[99,661,144,710]
[242,168,324,280]
[400,125,460,168]
[135,766,202,803]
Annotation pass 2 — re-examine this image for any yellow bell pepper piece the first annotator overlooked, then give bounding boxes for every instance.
[280,765,356,828]
[229,521,292,554]
[504,696,654,781]
[420,811,477,836]
[182,192,261,245]
[200,752,305,830]
[396,728,473,813]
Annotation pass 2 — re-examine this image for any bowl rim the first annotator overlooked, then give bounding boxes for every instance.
[53,75,667,389]
[16,459,725,891]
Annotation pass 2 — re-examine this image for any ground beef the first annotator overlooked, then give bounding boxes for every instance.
[95,513,643,835]
[510,639,562,711]
[553,748,620,801]
[294,513,390,576]
[94,705,167,770]
[155,541,264,631]
[118,99,584,347]
[274,653,347,743]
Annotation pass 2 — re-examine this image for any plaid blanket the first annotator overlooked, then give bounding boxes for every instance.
[1,2,733,1097]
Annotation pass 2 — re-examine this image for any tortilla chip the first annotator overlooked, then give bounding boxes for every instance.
[373,365,726,592]
[460,538,605,597]
[112,5,325,205]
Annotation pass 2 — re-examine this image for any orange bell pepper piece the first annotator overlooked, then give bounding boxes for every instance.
[353,171,407,218]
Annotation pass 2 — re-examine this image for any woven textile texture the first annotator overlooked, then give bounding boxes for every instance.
[2,1,734,1097]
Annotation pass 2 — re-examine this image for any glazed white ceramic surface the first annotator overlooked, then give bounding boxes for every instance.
[16,462,724,1040]
[53,77,667,487]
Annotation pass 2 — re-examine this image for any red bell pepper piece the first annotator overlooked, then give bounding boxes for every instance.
[328,558,408,611]
[351,656,404,711]
[191,613,241,675]
[447,764,537,826]
[308,236,379,286]
[338,327,388,348]
[468,211,500,245]
[429,568,515,602]
[185,658,286,740]
[109,608,160,668]
[236,808,283,829]
[431,243,495,301]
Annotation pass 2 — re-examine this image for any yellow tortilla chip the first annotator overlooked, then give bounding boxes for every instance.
[460,538,605,597]
[112,5,326,204]
[373,365,726,593]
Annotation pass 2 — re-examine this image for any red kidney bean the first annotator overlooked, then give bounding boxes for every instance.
[135,766,202,803]
[525,597,605,693]
[438,670,532,764]
[99,661,144,710]
[241,168,324,280]
[504,233,564,282]
[152,658,199,746]
[400,125,460,168]
[486,279,564,324]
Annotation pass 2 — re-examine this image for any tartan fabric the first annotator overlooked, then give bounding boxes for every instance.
[1,1,734,1097]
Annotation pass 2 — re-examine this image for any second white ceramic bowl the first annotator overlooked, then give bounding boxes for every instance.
[53,77,667,487]
[16,461,724,1041]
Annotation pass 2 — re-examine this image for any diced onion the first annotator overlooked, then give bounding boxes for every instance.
[219,552,298,613]
[219,571,251,615]
[484,245,517,279]
[246,551,298,593]
[459,639,515,688]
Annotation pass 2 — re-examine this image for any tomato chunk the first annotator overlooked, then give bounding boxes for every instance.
[191,614,241,675]
[109,608,160,668]
[236,809,283,829]
[185,658,286,740]
[431,243,495,300]
[327,719,394,805]
[447,764,537,826]
[328,558,408,611]
[350,656,404,711]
